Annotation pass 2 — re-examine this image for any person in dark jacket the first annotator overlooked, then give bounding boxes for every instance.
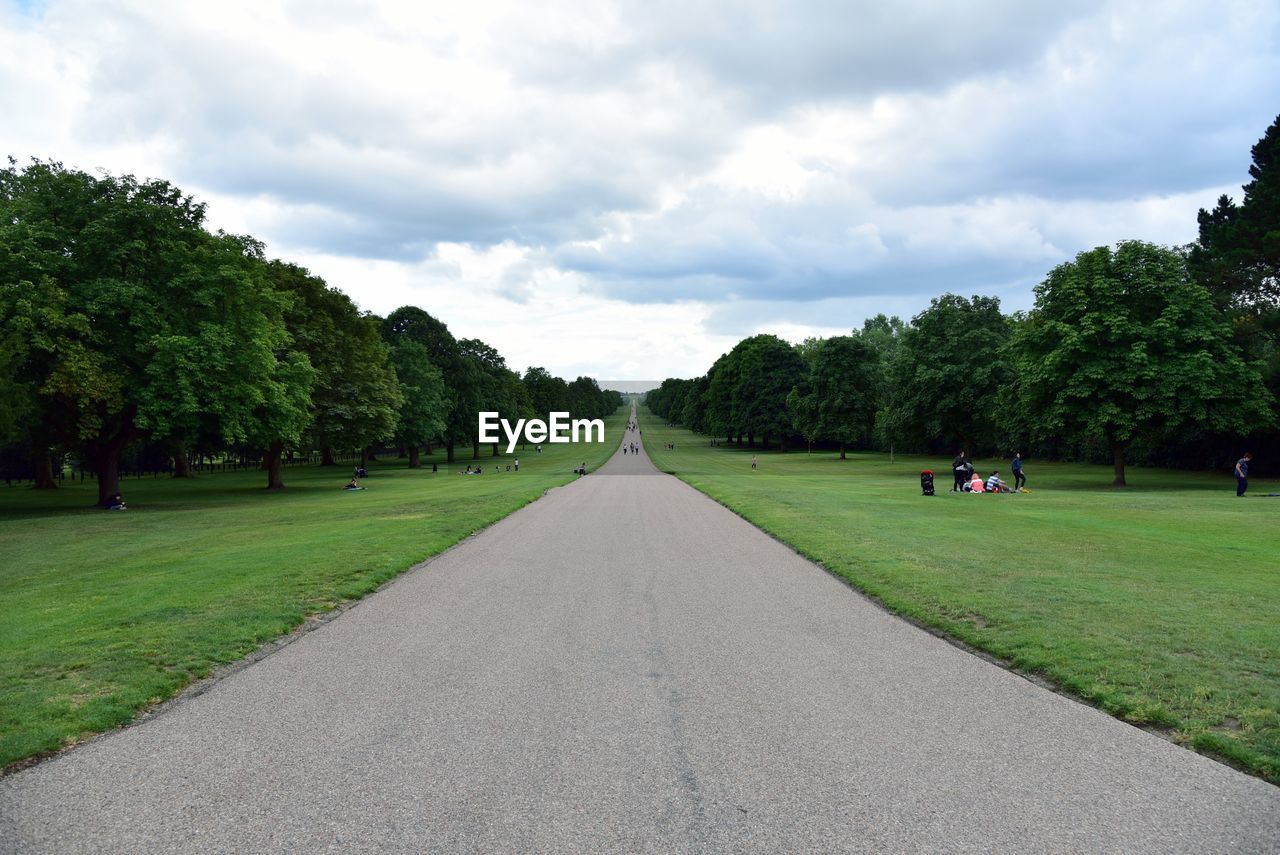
[952,452,968,492]
[1235,453,1253,496]
[1011,453,1026,490]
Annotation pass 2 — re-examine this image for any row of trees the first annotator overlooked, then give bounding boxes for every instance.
[0,159,621,505]
[649,115,1280,485]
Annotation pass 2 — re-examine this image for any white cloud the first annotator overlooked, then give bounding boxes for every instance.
[2,0,1277,378]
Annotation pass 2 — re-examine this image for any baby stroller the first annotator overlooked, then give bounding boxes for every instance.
[920,469,935,496]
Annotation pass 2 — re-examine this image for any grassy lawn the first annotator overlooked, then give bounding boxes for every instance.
[640,408,1280,784]
[0,408,625,771]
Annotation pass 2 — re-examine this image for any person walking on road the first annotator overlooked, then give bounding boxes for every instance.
[1235,452,1252,496]
[1011,453,1026,490]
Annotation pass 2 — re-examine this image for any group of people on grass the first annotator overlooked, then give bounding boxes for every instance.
[952,451,1026,494]
[459,460,521,476]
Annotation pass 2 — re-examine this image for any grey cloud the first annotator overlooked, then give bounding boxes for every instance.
[14,0,1280,327]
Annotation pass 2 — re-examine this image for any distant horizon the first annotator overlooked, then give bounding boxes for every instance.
[598,381,659,394]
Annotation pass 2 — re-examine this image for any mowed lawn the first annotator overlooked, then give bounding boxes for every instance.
[641,409,1280,784]
[0,408,625,770]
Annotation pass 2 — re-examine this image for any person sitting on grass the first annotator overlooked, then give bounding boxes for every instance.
[104,492,126,510]
[343,478,362,490]
[986,471,1011,493]
[969,472,985,492]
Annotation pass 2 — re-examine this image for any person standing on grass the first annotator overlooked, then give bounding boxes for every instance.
[1235,452,1252,496]
[751,455,758,470]
[1011,453,1025,490]
[952,451,967,492]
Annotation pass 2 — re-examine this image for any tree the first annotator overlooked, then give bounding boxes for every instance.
[733,334,807,449]
[677,375,711,433]
[856,314,905,451]
[1011,241,1274,485]
[1190,113,1280,312]
[879,294,1012,456]
[704,350,742,442]
[786,381,820,453]
[1189,113,1280,424]
[269,262,402,471]
[523,366,570,416]
[389,340,448,467]
[458,338,520,457]
[567,376,612,420]
[0,161,312,503]
[807,335,879,458]
[382,306,470,462]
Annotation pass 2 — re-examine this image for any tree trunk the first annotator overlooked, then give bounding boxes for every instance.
[409,445,421,469]
[94,436,129,507]
[472,441,480,460]
[446,441,456,463]
[265,441,285,490]
[1111,441,1127,487]
[839,443,846,460]
[321,446,336,466]
[33,449,57,490]
[747,434,755,447]
[424,441,432,455]
[172,447,192,478]
[492,443,500,457]
[361,446,371,468]
[97,450,121,506]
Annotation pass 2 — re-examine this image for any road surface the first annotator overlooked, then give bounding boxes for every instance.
[3,417,1278,852]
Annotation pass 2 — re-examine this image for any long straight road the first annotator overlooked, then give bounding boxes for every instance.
[3,417,1278,853]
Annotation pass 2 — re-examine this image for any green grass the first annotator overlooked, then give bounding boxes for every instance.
[641,409,1280,784]
[0,408,625,770]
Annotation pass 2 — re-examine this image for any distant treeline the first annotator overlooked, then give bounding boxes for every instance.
[648,115,1280,485]
[0,160,621,505]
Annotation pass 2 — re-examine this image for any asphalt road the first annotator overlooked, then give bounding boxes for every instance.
[3,417,1278,853]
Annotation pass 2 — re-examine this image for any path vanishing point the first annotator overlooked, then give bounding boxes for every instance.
[3,410,1279,853]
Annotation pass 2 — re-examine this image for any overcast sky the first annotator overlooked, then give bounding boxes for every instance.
[4,1,1278,381]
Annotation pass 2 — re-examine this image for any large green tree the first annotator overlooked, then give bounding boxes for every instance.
[457,338,523,458]
[856,314,905,451]
[1189,113,1280,408]
[703,350,742,442]
[879,294,1012,456]
[733,334,807,449]
[0,161,312,503]
[804,335,879,458]
[523,366,571,416]
[382,306,471,462]
[1190,113,1280,312]
[268,262,401,470]
[1011,241,1274,485]
[388,340,448,467]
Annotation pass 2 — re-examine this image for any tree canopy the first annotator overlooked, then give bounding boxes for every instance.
[1010,241,1274,485]
[0,161,314,501]
[879,294,1013,456]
